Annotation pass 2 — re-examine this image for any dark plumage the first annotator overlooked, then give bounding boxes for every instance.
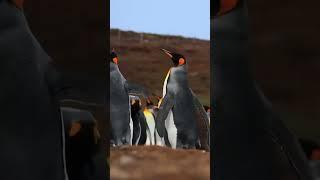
[0,1,66,179]
[110,50,132,146]
[213,0,313,179]
[155,49,210,150]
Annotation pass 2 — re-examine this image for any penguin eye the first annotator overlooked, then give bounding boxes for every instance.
[112,57,119,64]
[178,58,185,65]
[217,0,239,16]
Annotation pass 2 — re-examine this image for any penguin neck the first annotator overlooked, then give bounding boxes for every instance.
[213,0,256,99]
[166,65,189,91]
[110,62,119,71]
[0,1,29,38]
[0,1,51,67]
[171,64,187,75]
[110,62,122,75]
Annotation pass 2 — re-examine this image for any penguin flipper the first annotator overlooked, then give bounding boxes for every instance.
[155,93,174,137]
[190,89,210,151]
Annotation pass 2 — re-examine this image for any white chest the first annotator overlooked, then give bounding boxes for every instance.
[162,69,171,97]
[165,110,177,149]
[161,69,177,148]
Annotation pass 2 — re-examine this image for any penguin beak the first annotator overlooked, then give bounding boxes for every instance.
[161,49,173,58]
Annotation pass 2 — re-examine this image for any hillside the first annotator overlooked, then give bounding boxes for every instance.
[110,29,210,105]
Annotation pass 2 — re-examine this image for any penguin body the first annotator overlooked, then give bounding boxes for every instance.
[166,66,198,149]
[143,108,156,145]
[0,1,66,179]
[61,107,101,180]
[110,52,132,146]
[148,95,165,146]
[203,105,211,125]
[156,49,210,150]
[129,95,148,145]
[213,0,313,179]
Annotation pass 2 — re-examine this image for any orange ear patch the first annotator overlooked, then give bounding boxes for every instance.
[69,122,82,137]
[113,57,119,64]
[178,58,185,65]
[311,149,320,160]
[11,0,24,9]
[218,0,239,15]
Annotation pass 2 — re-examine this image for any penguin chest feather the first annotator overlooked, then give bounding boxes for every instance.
[161,69,178,149]
[144,109,156,145]
[165,110,177,149]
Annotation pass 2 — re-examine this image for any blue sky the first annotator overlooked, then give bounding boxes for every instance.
[110,0,210,40]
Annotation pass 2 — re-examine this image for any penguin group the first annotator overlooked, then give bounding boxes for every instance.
[109,49,210,151]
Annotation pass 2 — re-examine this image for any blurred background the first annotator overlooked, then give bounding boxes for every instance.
[23,0,108,137]
[248,0,320,142]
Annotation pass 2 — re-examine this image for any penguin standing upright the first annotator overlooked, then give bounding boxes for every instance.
[155,49,210,150]
[144,98,157,145]
[61,107,101,180]
[129,95,148,145]
[203,105,211,125]
[213,0,313,179]
[0,1,68,179]
[110,50,133,146]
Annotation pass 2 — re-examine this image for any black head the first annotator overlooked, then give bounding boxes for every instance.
[161,49,186,67]
[212,0,240,18]
[110,49,119,64]
[130,98,141,113]
[6,0,24,9]
[203,105,211,112]
[146,98,153,107]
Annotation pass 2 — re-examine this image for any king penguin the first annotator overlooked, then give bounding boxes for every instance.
[144,98,157,145]
[213,0,313,179]
[110,50,133,146]
[0,0,68,179]
[155,49,210,150]
[129,95,149,145]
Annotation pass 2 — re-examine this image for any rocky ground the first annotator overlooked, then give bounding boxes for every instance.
[110,146,210,180]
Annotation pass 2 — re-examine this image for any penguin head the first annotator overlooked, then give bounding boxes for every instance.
[110,49,119,65]
[203,105,211,112]
[130,98,142,113]
[7,0,24,9]
[161,49,186,67]
[146,98,154,107]
[213,0,240,17]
